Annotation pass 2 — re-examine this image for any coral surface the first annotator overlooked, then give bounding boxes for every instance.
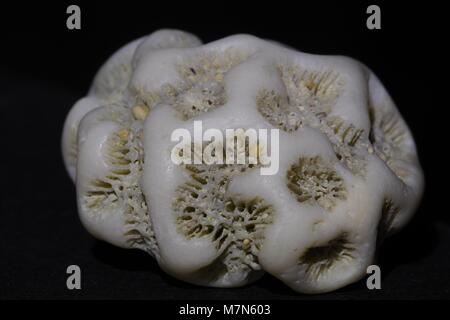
[62,29,424,293]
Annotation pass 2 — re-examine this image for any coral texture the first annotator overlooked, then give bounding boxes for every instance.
[62,29,424,293]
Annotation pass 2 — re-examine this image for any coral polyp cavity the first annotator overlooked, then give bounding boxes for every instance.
[62,29,424,293]
[286,156,347,211]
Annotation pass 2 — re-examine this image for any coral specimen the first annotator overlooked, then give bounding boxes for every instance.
[62,29,424,293]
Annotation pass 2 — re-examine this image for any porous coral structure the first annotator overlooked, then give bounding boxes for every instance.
[62,30,424,293]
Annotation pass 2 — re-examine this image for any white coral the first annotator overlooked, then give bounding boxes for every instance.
[62,29,424,293]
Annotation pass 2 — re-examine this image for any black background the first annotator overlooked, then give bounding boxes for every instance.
[0,1,448,299]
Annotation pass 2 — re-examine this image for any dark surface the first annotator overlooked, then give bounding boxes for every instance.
[0,1,447,299]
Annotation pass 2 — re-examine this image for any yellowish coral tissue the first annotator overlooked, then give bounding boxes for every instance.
[62,29,424,293]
